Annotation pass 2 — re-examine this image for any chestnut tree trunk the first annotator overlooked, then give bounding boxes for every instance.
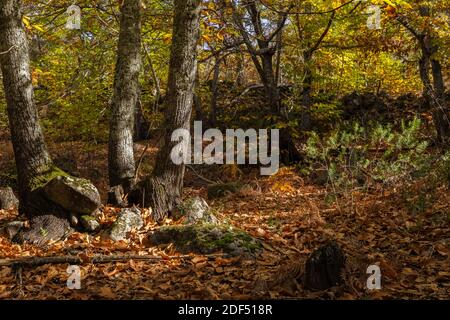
[0,0,53,212]
[144,0,201,222]
[0,0,101,244]
[108,0,142,192]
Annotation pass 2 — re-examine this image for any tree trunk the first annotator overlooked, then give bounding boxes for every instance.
[0,0,53,211]
[0,0,101,244]
[260,52,301,164]
[134,89,149,141]
[209,57,220,127]
[418,37,449,145]
[301,51,313,130]
[108,0,142,192]
[430,58,449,144]
[235,53,245,87]
[144,0,201,222]
[418,50,432,103]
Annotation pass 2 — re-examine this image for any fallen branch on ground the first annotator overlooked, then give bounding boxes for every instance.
[0,253,230,267]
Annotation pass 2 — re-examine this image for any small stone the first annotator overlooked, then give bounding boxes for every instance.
[109,207,143,241]
[80,215,100,232]
[0,187,19,210]
[69,213,78,227]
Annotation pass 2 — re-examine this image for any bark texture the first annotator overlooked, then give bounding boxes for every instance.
[108,0,142,191]
[145,0,201,222]
[0,0,53,212]
[0,0,101,244]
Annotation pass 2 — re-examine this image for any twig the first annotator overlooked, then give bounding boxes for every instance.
[186,164,221,185]
[0,45,16,55]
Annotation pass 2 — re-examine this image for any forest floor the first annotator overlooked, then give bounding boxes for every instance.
[0,138,449,300]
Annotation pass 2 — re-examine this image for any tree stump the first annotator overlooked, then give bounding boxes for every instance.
[303,241,345,290]
[13,215,72,246]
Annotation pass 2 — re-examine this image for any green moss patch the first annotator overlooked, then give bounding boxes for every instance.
[149,224,261,256]
[29,165,68,191]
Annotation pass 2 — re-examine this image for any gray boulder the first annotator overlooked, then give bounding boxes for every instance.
[42,175,101,215]
[0,187,19,210]
[109,207,143,241]
[181,197,218,225]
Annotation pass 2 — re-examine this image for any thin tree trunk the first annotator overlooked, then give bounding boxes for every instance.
[261,52,301,163]
[430,58,449,144]
[418,51,432,103]
[143,44,161,113]
[134,88,149,140]
[418,38,449,144]
[275,29,283,85]
[145,0,201,222]
[301,51,313,130]
[108,0,142,192]
[399,7,450,145]
[209,57,220,127]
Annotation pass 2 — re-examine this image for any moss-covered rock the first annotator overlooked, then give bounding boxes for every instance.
[149,224,261,256]
[41,175,101,215]
[29,165,68,191]
[80,215,100,232]
[108,207,143,241]
[177,197,218,224]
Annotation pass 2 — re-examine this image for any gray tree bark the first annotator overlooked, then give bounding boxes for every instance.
[109,0,142,192]
[0,0,101,244]
[0,0,53,211]
[144,0,201,222]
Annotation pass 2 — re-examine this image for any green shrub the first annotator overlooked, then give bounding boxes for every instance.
[304,116,432,190]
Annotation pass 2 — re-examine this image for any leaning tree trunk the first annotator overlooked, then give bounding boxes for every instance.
[418,39,449,145]
[144,0,201,222]
[430,58,450,144]
[0,0,53,212]
[0,0,100,245]
[108,0,142,192]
